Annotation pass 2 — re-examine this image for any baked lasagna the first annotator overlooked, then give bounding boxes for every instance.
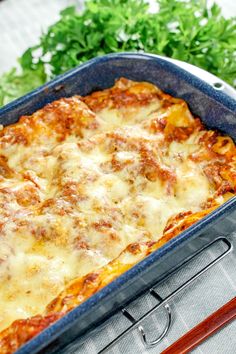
[0,78,235,353]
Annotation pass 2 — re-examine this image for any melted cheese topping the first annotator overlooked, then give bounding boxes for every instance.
[0,78,234,333]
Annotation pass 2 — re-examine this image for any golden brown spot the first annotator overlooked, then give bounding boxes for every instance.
[84,273,99,284]
[92,220,112,231]
[127,243,141,255]
[74,239,89,250]
[0,155,14,178]
[16,185,40,207]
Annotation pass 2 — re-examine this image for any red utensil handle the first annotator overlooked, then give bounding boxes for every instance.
[161,296,236,354]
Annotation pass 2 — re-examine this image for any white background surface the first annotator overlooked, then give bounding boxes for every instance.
[0,1,236,354]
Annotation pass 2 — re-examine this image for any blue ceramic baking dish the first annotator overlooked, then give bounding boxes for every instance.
[0,53,235,354]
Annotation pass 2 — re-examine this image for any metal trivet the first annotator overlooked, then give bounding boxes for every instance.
[99,237,232,353]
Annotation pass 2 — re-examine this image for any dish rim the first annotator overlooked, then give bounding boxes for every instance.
[0,52,235,118]
[0,52,235,354]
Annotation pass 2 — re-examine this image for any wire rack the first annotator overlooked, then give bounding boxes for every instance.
[98,237,232,353]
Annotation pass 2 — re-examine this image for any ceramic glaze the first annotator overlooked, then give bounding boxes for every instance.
[0,53,235,354]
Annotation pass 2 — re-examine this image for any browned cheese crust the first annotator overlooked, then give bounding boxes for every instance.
[0,78,235,353]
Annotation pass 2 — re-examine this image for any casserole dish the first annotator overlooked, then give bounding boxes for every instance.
[0,53,235,354]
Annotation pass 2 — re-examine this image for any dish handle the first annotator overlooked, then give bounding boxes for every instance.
[98,237,232,353]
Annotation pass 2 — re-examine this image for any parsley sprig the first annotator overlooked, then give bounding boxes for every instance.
[0,0,235,106]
